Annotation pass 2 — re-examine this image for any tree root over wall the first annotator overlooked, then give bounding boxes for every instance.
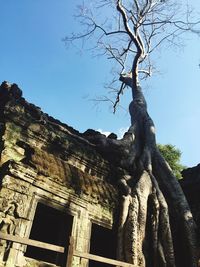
[86,84,198,267]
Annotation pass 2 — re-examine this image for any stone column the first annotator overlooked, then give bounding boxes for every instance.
[70,206,91,267]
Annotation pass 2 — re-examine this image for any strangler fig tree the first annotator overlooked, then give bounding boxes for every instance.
[65,1,200,266]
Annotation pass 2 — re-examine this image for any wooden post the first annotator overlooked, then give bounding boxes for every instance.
[66,236,74,267]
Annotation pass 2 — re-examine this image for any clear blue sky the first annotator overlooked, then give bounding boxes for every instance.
[0,1,200,167]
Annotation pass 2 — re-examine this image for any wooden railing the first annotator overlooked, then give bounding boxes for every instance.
[0,233,64,253]
[0,233,135,267]
[67,236,135,267]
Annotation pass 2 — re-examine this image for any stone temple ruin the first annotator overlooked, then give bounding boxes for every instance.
[0,81,199,267]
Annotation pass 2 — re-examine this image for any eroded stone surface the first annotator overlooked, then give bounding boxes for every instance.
[1,81,199,267]
[0,82,120,267]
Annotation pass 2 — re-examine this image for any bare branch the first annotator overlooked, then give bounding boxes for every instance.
[65,0,200,111]
[113,82,126,113]
[138,68,152,77]
[116,0,136,41]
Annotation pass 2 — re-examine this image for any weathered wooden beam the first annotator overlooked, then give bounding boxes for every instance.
[0,233,65,253]
[1,233,135,266]
[73,250,135,267]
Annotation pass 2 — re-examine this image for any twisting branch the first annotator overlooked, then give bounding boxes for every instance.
[64,0,200,112]
[113,82,126,113]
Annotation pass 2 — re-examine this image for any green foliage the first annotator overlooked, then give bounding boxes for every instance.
[157,144,185,179]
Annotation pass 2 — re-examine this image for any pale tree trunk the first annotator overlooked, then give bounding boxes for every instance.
[66,0,199,264]
[115,80,198,267]
[84,80,198,266]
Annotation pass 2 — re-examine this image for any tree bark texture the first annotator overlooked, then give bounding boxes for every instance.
[115,83,198,267]
[84,81,198,267]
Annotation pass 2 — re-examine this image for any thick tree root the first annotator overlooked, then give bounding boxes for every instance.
[153,151,198,267]
[117,170,176,267]
[86,83,198,267]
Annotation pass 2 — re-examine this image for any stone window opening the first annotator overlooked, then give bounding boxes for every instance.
[89,222,117,267]
[25,202,73,267]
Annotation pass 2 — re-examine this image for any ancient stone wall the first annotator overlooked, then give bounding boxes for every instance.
[0,82,119,267]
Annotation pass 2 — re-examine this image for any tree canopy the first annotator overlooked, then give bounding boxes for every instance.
[157,144,185,179]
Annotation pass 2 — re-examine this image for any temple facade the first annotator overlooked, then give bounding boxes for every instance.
[0,82,199,267]
[0,82,120,267]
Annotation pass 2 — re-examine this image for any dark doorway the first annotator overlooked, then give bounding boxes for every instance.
[89,223,117,267]
[25,202,73,266]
